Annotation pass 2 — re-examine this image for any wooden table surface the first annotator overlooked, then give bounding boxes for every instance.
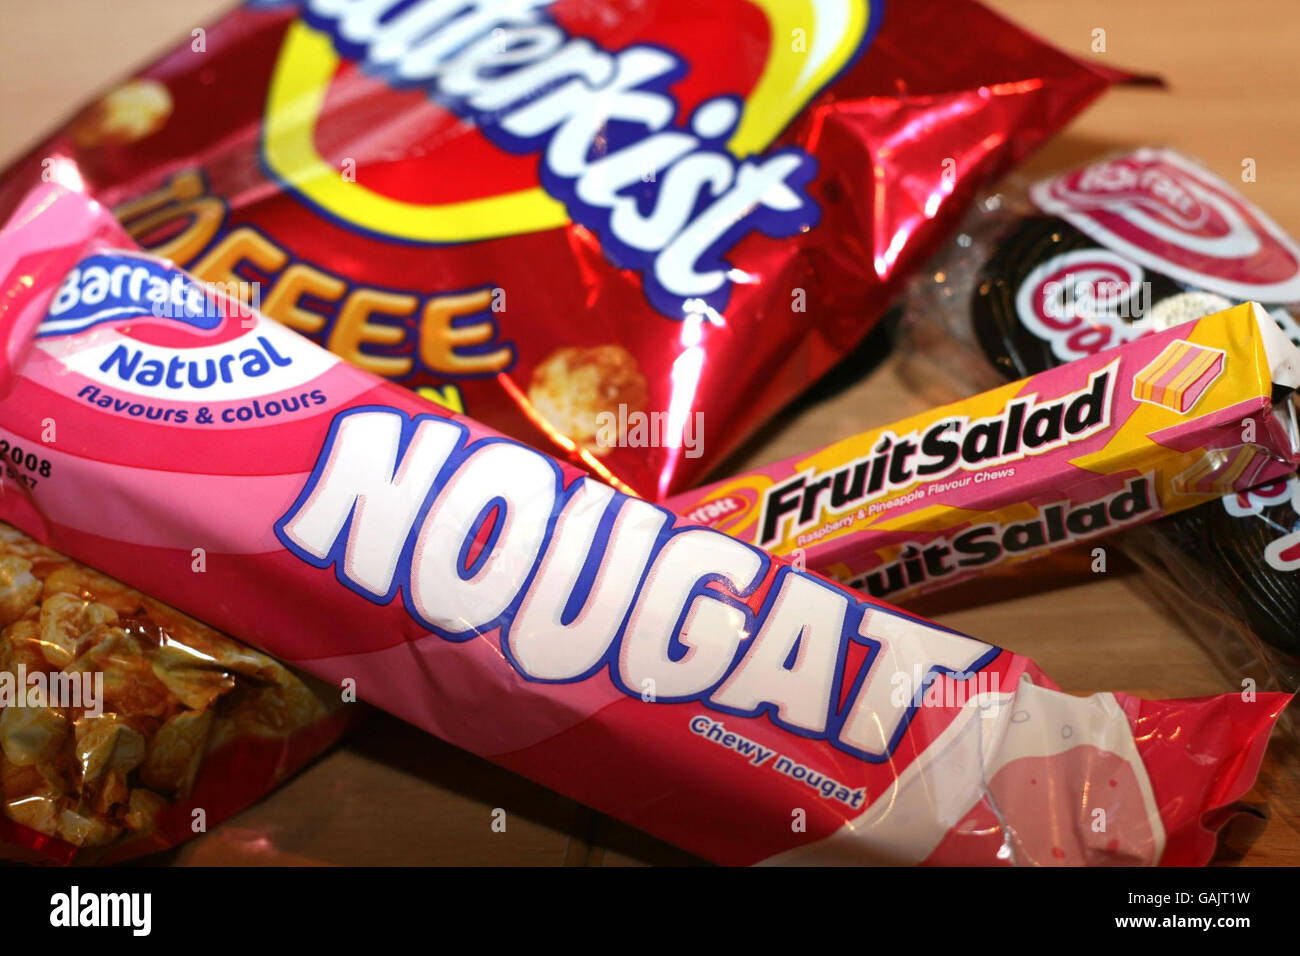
[2,0,1297,866]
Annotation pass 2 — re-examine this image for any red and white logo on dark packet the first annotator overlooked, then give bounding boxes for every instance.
[1226,477,1300,573]
[1014,248,1150,360]
[1031,149,1300,303]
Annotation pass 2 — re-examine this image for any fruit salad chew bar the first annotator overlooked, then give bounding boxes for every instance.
[670,303,1300,599]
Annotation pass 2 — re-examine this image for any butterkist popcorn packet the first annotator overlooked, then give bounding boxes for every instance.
[0,184,1285,866]
[666,302,1300,600]
[0,0,1136,500]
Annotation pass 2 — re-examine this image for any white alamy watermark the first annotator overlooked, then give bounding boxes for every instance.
[0,665,103,715]
[594,405,705,459]
[890,665,1000,714]
[150,278,261,325]
[50,886,150,936]
[1042,273,1153,322]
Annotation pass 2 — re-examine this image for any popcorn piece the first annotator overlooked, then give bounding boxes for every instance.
[55,808,121,848]
[75,714,147,785]
[0,524,50,557]
[38,593,118,668]
[72,627,173,718]
[141,709,213,795]
[5,619,47,674]
[150,642,236,711]
[143,596,283,682]
[42,564,145,616]
[0,706,69,766]
[4,791,60,836]
[0,556,41,627]
[220,680,327,739]
[124,788,167,833]
[69,79,173,148]
[528,345,648,455]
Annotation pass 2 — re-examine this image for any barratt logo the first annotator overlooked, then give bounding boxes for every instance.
[36,253,337,405]
[41,252,244,338]
[261,0,880,317]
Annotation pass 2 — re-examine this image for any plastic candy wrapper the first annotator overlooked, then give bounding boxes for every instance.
[0,0,1134,500]
[0,522,349,865]
[1121,479,1300,695]
[0,184,1286,866]
[668,302,1300,599]
[899,147,1300,696]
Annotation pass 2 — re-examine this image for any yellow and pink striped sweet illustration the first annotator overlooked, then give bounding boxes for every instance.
[1132,339,1226,413]
[1174,444,1270,495]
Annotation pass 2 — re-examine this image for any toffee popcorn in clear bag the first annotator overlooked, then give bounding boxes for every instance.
[0,524,349,864]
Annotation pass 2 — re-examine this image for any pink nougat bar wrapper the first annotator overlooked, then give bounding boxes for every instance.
[0,184,1287,867]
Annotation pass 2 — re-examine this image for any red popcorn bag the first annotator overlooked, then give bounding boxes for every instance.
[0,183,1283,866]
[0,0,1134,499]
[898,148,1300,698]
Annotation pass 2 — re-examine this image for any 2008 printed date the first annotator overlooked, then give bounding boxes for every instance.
[0,439,52,490]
